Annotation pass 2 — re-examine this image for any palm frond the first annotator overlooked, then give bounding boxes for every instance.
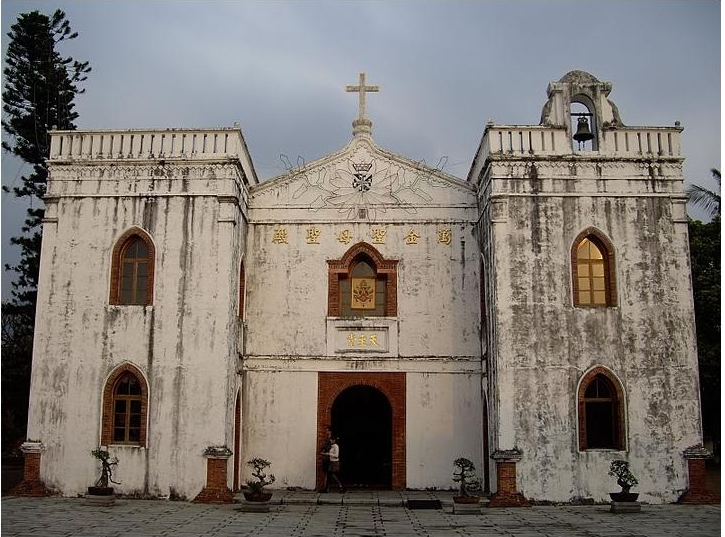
[685,183,721,219]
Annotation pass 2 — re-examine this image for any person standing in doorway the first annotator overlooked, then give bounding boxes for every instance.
[319,427,333,491]
[321,435,346,493]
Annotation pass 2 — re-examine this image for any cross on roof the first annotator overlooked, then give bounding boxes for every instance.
[346,72,379,121]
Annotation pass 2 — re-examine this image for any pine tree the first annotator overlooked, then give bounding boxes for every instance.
[2,9,90,450]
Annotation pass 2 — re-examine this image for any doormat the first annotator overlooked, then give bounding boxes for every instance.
[406,499,442,509]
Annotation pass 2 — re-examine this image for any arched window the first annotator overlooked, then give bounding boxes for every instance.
[113,373,143,442]
[340,258,386,316]
[571,229,617,307]
[577,368,625,451]
[109,228,155,305]
[101,364,149,446]
[328,243,398,317]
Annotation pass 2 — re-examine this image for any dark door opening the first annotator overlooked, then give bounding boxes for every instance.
[331,385,392,489]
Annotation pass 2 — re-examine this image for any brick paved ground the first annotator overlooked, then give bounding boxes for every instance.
[1,492,720,537]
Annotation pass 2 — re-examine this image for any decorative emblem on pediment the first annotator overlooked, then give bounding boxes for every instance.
[352,162,373,192]
[287,155,455,219]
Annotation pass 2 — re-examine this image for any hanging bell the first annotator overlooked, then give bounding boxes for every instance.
[573,116,594,143]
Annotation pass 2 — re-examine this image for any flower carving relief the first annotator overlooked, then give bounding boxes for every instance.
[326,159,403,219]
[292,167,332,211]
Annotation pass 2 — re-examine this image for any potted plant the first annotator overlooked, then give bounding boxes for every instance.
[87,448,120,505]
[243,458,275,502]
[608,459,638,502]
[452,457,481,504]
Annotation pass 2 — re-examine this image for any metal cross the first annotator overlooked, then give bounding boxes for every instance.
[346,72,379,121]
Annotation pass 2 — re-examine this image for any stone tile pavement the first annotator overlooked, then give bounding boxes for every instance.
[1,491,720,537]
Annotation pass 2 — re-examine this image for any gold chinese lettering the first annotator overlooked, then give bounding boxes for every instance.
[369,334,379,347]
[371,228,387,244]
[347,333,356,347]
[405,230,420,245]
[272,228,288,244]
[357,334,367,347]
[437,228,452,245]
[306,226,321,244]
[337,229,353,244]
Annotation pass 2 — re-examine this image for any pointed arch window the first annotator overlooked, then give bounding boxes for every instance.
[571,229,617,307]
[328,243,398,317]
[577,368,625,451]
[110,228,155,305]
[101,364,149,446]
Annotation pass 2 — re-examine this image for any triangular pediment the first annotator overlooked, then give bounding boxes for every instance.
[249,136,475,221]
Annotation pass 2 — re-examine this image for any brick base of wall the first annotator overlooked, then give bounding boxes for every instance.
[678,457,718,504]
[9,452,50,497]
[193,457,234,504]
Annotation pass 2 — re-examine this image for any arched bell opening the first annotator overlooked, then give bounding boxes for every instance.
[570,98,598,152]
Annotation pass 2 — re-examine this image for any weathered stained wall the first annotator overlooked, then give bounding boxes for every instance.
[481,157,700,503]
[406,372,483,489]
[241,135,484,489]
[29,135,250,498]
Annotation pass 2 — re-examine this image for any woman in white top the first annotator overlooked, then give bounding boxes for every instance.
[321,436,346,493]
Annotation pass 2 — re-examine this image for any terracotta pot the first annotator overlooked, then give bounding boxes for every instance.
[243,491,273,502]
[453,495,480,504]
[609,492,639,502]
[87,486,114,496]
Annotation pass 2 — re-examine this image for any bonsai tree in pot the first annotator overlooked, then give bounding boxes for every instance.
[244,458,275,502]
[88,448,120,496]
[608,459,638,502]
[452,457,481,503]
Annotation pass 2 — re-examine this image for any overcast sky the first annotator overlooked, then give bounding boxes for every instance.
[1,0,721,298]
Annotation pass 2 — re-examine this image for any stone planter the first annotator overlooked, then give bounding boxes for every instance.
[609,491,641,513]
[238,491,273,512]
[609,492,639,502]
[86,486,115,506]
[453,495,480,514]
[243,491,273,502]
[453,495,480,504]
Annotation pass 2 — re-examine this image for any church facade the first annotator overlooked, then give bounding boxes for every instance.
[19,71,705,503]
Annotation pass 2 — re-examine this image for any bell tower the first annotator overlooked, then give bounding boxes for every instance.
[539,70,624,152]
[470,70,699,504]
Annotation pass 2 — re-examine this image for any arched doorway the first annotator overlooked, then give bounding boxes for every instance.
[331,385,392,489]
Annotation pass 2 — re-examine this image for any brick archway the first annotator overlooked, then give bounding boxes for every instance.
[317,372,405,490]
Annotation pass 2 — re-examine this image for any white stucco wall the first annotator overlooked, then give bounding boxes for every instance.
[240,370,319,488]
[484,159,700,503]
[30,155,246,499]
[406,372,483,489]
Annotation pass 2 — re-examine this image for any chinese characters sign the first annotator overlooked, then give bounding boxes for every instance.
[336,328,388,353]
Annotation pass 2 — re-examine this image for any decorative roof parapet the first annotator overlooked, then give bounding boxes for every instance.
[47,127,259,185]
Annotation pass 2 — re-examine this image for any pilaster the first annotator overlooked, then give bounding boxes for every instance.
[10,441,50,496]
[193,446,235,503]
[488,449,530,507]
[678,445,717,504]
